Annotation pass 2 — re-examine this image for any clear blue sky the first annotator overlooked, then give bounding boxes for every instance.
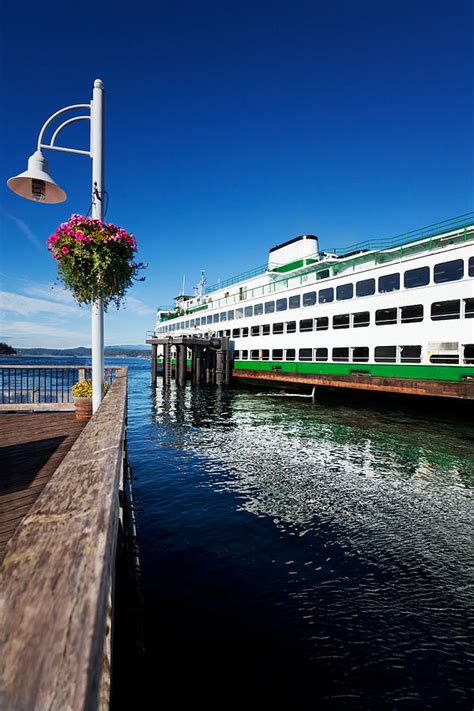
[1,0,472,347]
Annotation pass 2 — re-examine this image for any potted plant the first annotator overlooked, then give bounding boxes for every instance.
[47,214,146,309]
[72,379,109,420]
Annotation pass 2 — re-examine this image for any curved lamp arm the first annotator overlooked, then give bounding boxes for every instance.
[37,103,92,156]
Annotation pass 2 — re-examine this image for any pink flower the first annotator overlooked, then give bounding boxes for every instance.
[61,246,70,255]
[84,235,91,243]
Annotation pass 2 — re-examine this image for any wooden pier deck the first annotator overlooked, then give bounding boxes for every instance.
[0,412,86,561]
[0,367,130,710]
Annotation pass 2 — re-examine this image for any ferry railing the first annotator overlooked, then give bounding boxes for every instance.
[0,365,118,409]
[0,367,129,709]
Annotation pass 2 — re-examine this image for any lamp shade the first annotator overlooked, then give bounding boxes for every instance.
[7,150,67,204]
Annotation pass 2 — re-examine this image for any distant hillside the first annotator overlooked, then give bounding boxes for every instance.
[17,346,151,359]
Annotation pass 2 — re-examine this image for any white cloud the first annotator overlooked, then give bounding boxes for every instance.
[0,290,85,317]
[23,282,78,306]
[0,208,44,252]
[123,295,155,316]
[1,320,90,349]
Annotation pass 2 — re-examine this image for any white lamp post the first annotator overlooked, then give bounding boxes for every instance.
[7,79,106,413]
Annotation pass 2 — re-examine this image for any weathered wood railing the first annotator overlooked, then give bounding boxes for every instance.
[0,367,128,709]
[0,365,117,410]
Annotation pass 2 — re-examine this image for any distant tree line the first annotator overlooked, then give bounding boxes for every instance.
[0,343,17,355]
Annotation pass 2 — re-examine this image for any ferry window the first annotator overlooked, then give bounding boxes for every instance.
[242,327,249,337]
[273,322,284,334]
[272,349,283,361]
[236,308,243,319]
[251,350,259,360]
[430,353,459,364]
[469,257,474,277]
[404,266,430,289]
[353,311,370,328]
[352,347,369,362]
[286,349,296,361]
[262,350,270,361]
[378,273,400,293]
[356,278,375,297]
[317,269,330,280]
[336,283,353,301]
[431,300,460,321]
[319,287,334,303]
[254,303,263,316]
[190,319,195,327]
[241,350,248,360]
[276,298,288,312]
[303,291,317,307]
[375,346,397,362]
[299,318,313,332]
[207,315,213,324]
[251,325,260,337]
[401,304,423,323]
[232,328,240,337]
[289,295,301,309]
[316,316,329,331]
[213,313,219,323]
[287,321,296,333]
[299,348,313,361]
[434,259,464,283]
[234,350,240,360]
[265,301,275,314]
[217,331,223,337]
[465,298,474,318]
[400,346,422,363]
[262,324,270,335]
[333,314,350,329]
[227,310,234,320]
[463,344,474,364]
[376,308,397,325]
[220,312,227,322]
[315,348,328,361]
[225,330,231,337]
[245,306,253,317]
[332,347,349,362]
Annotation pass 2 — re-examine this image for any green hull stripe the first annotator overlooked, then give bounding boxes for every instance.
[234,361,472,382]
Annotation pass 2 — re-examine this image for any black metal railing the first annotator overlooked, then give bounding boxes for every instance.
[0,366,118,405]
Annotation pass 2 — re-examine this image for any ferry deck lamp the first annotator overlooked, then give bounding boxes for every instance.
[7,79,106,413]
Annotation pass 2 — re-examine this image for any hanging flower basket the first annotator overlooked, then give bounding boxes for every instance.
[47,214,146,309]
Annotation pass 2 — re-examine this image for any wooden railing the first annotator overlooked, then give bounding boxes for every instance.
[0,367,128,709]
[0,365,118,410]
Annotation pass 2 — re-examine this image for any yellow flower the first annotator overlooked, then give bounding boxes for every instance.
[72,379,109,397]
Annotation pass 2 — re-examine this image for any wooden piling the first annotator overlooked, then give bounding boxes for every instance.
[151,343,157,388]
[176,344,187,387]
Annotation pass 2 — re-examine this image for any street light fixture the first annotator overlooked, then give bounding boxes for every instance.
[7,79,106,413]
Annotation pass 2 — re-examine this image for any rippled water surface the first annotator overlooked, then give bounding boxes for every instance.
[121,360,474,708]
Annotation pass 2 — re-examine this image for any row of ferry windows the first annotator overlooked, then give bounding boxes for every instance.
[234,344,474,365]
[161,257,474,332]
[209,299,473,337]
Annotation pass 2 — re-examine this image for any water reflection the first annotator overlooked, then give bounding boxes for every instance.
[131,376,474,707]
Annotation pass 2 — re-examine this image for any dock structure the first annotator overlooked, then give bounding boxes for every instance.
[146,335,231,388]
[0,366,137,710]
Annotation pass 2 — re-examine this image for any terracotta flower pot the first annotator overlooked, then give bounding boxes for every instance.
[74,396,93,421]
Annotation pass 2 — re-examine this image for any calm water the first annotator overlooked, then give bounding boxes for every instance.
[5,357,474,708]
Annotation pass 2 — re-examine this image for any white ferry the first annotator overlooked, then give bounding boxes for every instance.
[154,214,474,385]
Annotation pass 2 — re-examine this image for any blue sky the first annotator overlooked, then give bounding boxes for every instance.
[1,0,472,348]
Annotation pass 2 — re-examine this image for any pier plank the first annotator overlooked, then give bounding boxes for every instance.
[0,412,86,561]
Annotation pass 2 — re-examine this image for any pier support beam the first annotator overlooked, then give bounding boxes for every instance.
[151,343,157,388]
[176,344,187,388]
